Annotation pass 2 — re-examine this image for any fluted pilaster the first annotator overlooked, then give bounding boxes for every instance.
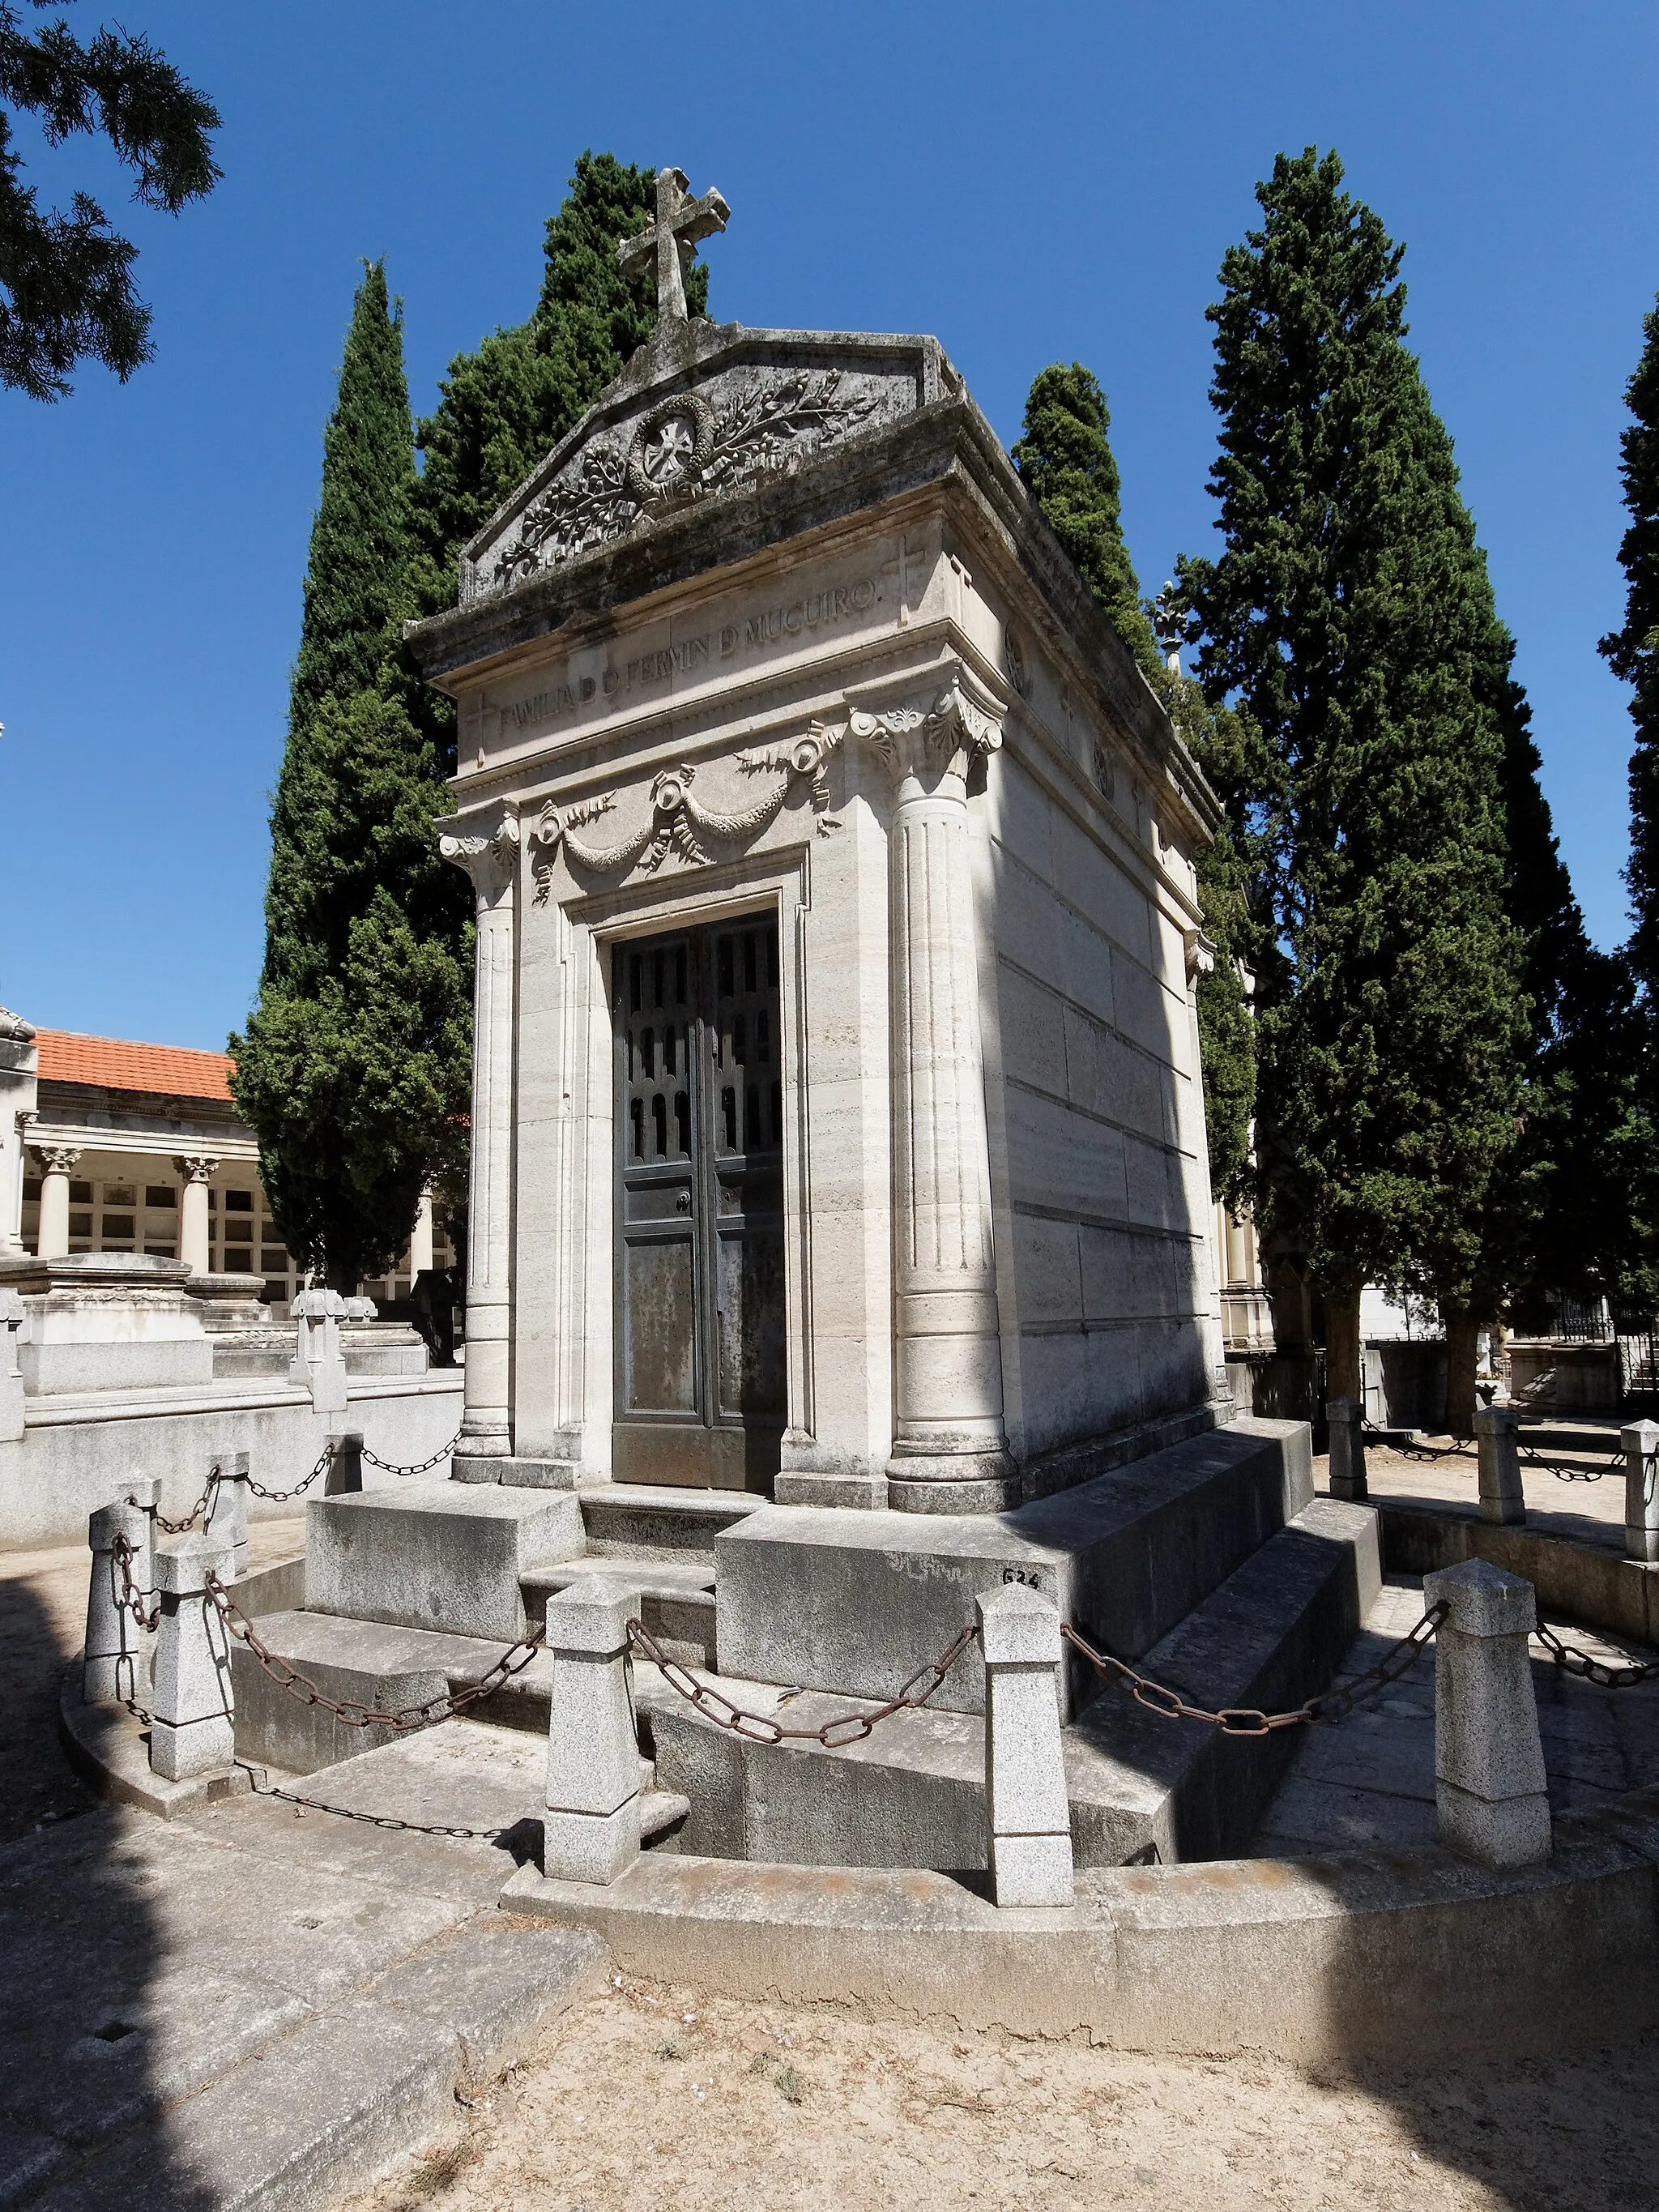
[439,803,520,1458]
[853,676,1016,1513]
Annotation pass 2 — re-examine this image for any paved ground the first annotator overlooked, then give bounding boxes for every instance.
[6,1464,1659,2212]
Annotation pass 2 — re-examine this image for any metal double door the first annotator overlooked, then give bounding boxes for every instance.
[612,918,786,1488]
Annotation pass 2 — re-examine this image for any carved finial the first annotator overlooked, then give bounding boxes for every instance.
[1152,582,1183,676]
[616,167,730,326]
[0,1004,35,1045]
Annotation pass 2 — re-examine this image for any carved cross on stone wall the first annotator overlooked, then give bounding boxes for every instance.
[616,166,730,324]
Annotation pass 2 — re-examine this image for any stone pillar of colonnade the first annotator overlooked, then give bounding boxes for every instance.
[439,803,520,1463]
[409,1184,435,1277]
[174,1155,220,1276]
[31,1145,81,1259]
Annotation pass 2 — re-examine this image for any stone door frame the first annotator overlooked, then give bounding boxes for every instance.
[516,844,818,1484]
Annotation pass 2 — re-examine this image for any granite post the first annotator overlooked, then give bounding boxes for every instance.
[1424,1557,1550,1869]
[150,1532,237,1781]
[83,1481,161,1705]
[1327,1397,1367,1502]
[0,1286,23,1444]
[976,1583,1074,1907]
[543,1576,642,1885]
[439,804,520,1466]
[288,1287,348,1413]
[1622,1419,1659,1565]
[854,681,1016,1514]
[203,1450,250,1576]
[1475,1403,1525,1527]
[324,1429,365,1495]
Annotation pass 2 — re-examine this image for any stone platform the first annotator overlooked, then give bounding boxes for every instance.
[226,1415,1388,1870]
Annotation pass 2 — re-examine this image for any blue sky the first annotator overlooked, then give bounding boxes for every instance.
[2,0,1656,1049]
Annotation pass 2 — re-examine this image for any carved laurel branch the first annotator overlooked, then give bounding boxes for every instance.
[488,371,885,593]
[530,722,843,904]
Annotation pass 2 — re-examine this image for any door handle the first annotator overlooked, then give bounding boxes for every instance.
[676,1191,691,1214]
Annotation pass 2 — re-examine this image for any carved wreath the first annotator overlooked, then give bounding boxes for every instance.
[529,722,842,903]
[490,371,885,593]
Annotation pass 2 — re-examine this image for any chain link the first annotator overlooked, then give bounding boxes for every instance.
[151,1467,222,1535]
[245,1441,338,1502]
[243,1771,518,1840]
[359,1429,462,1479]
[1532,1616,1659,1689]
[109,1532,160,1633]
[1061,1603,1448,1734]
[628,1616,979,1747]
[205,1574,544,1729]
[1363,1427,1472,1464]
[1518,1437,1627,1484]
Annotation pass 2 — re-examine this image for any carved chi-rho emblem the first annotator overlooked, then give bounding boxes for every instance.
[625,393,715,508]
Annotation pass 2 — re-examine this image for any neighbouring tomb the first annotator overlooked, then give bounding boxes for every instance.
[410,167,1230,1515]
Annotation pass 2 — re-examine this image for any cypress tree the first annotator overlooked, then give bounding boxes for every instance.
[1603,294,1659,1000]
[231,264,471,1288]
[1013,364,1260,1202]
[1598,290,1659,1322]
[1178,149,1529,1403]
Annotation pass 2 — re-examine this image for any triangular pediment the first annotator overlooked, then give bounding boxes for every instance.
[458,320,951,608]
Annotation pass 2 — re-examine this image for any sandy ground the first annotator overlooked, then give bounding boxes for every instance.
[341,1971,1659,2212]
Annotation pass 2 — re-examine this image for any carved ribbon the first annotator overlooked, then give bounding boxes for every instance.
[530,722,842,904]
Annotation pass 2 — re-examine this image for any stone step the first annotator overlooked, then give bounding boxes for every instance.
[232,1609,560,1772]
[519,1557,716,1664]
[714,1416,1314,1718]
[305,1480,582,1641]
[577,1483,763,1567]
[645,1497,1380,1870]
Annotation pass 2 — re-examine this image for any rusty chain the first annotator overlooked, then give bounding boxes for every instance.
[1061,1603,1449,1735]
[245,1441,339,1501]
[1363,1427,1471,1463]
[1532,1617,1659,1689]
[1518,1437,1627,1484]
[359,1430,462,1479]
[244,1772,520,1841]
[151,1467,222,1535]
[109,1532,160,1633]
[628,1616,979,1747]
[204,1573,544,1729]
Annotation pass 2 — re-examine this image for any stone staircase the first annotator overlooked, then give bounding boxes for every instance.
[229,1418,1380,1868]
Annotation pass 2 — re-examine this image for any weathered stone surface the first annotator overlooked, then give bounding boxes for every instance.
[305,1480,581,1640]
[1476,1403,1525,1527]
[715,1419,1311,1716]
[1425,1557,1551,1868]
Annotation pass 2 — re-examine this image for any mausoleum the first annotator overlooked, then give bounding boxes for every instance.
[411,169,1230,1515]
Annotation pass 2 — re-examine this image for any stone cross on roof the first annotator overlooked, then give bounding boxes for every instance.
[616,166,730,325]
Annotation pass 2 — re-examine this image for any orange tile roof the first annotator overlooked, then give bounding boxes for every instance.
[35,1030,235,1104]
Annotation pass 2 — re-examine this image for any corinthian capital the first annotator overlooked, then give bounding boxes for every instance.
[438,803,520,912]
[851,672,1004,786]
[30,1144,82,1178]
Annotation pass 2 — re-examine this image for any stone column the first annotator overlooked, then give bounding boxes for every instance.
[150,1532,237,1782]
[409,1184,435,1277]
[83,1484,160,1704]
[1327,1397,1367,1501]
[1424,1557,1550,1869]
[977,1583,1074,1907]
[31,1144,81,1259]
[543,1576,643,1884]
[852,680,1014,1514]
[173,1155,220,1275]
[439,804,520,1464]
[1475,1403,1525,1526]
